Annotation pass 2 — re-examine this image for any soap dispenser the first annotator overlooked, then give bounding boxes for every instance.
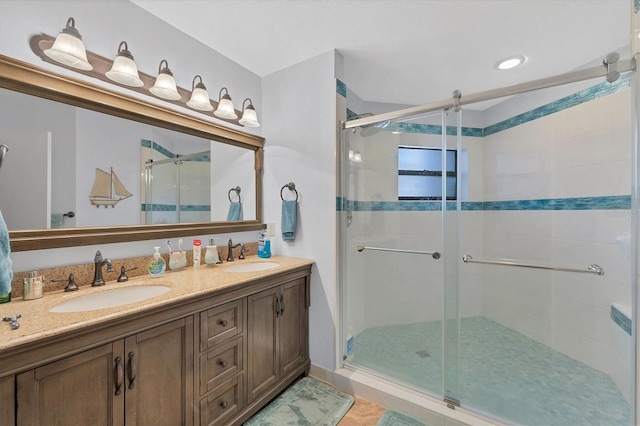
[147,246,166,277]
[204,237,221,265]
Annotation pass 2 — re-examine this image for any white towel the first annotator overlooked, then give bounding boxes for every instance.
[0,210,13,296]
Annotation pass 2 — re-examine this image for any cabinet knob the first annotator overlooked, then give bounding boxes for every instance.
[217,359,228,368]
[218,319,228,327]
[219,400,228,409]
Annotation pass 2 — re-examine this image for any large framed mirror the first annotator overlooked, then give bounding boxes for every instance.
[0,55,264,252]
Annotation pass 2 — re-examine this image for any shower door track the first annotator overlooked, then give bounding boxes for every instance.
[343,56,636,129]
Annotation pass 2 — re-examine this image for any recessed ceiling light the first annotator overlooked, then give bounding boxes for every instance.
[495,55,527,70]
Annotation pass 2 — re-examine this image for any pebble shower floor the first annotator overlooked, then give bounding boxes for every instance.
[347,316,630,425]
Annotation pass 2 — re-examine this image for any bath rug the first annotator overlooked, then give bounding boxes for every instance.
[244,376,354,426]
[376,409,428,426]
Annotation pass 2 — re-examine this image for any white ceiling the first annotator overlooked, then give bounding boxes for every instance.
[131,0,631,108]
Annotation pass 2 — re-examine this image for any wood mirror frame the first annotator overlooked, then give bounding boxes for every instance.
[0,55,264,252]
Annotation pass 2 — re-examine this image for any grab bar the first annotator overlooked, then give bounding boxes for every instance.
[357,245,441,259]
[462,254,604,276]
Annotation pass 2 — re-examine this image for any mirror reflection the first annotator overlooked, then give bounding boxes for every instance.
[0,87,256,231]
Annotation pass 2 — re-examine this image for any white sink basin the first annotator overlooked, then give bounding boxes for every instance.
[50,285,171,313]
[224,262,280,273]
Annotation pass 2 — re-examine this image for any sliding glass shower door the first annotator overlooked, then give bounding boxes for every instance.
[456,76,633,425]
[341,110,457,400]
[340,69,635,426]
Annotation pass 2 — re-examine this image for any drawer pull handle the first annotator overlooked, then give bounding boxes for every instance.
[220,400,228,409]
[128,351,137,389]
[217,359,228,368]
[114,356,123,396]
[218,319,228,327]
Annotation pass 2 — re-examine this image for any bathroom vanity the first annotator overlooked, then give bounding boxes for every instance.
[0,256,313,426]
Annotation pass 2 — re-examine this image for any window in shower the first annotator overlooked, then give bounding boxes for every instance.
[398,146,457,200]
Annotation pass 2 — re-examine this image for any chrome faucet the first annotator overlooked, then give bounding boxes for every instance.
[227,239,246,262]
[92,250,114,286]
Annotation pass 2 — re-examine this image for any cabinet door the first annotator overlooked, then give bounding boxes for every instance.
[279,278,308,377]
[246,286,279,403]
[124,317,193,426]
[0,375,15,426]
[16,342,124,426]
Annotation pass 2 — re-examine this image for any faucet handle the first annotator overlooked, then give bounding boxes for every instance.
[239,244,247,260]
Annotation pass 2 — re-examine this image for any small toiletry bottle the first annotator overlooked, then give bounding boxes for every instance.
[23,271,44,300]
[193,239,202,267]
[148,246,166,277]
[204,237,220,265]
[258,232,271,258]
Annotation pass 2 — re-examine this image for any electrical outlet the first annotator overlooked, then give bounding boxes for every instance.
[266,222,275,237]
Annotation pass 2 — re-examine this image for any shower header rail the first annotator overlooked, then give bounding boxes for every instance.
[343,54,635,130]
[462,254,604,276]
[357,245,441,260]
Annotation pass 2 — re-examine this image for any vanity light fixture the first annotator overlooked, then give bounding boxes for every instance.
[149,59,181,100]
[105,41,143,87]
[238,98,260,127]
[213,87,238,119]
[43,17,92,71]
[186,75,213,111]
[494,55,527,70]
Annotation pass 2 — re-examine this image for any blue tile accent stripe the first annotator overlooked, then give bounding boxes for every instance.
[610,305,632,336]
[481,195,631,211]
[337,79,347,98]
[141,204,211,212]
[337,196,631,212]
[484,74,632,136]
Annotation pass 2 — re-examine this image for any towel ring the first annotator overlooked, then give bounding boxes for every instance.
[280,182,298,201]
[228,186,241,203]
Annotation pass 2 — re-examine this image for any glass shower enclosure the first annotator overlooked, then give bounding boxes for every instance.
[339,68,636,425]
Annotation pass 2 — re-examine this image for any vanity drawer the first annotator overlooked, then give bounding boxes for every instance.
[199,376,243,426]
[200,336,243,395]
[200,299,244,351]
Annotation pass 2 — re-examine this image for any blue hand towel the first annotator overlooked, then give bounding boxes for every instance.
[0,210,13,296]
[227,201,243,221]
[281,200,297,242]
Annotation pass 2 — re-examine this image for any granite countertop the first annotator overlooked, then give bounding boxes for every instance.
[0,255,314,351]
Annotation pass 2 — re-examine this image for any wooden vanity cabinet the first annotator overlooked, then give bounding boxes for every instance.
[247,277,308,404]
[15,317,193,426]
[2,263,311,426]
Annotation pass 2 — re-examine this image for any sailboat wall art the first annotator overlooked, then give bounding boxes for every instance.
[89,167,132,208]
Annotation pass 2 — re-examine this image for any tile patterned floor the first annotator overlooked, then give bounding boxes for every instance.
[347,316,631,425]
[338,396,386,425]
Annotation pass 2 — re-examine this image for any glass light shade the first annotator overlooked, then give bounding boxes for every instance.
[187,86,213,111]
[106,55,143,87]
[44,18,92,71]
[239,104,260,127]
[149,61,181,100]
[186,77,213,112]
[214,89,237,119]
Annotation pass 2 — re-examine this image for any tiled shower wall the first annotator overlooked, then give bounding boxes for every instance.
[480,89,632,402]
[344,79,633,402]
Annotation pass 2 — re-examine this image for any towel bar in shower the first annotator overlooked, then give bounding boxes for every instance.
[462,255,604,276]
[356,245,441,259]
